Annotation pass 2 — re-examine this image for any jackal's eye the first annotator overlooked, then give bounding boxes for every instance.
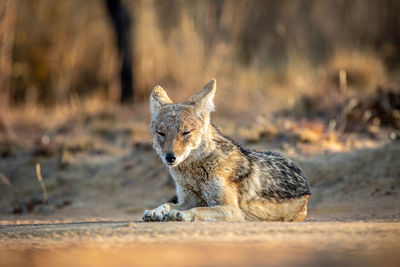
[182,130,191,136]
[156,131,165,137]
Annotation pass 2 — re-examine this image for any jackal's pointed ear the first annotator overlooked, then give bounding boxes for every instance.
[189,78,216,117]
[150,86,173,115]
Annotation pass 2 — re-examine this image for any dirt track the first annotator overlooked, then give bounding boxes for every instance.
[1,218,400,267]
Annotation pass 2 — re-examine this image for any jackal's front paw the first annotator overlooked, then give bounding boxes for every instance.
[142,208,166,222]
[164,210,191,222]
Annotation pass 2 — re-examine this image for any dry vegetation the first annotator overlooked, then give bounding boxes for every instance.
[1,1,400,109]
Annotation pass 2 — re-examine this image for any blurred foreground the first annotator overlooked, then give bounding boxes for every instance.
[1,221,400,267]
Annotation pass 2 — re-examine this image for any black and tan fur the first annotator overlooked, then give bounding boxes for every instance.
[142,79,311,222]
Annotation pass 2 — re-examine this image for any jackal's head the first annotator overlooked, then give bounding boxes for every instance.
[150,79,216,167]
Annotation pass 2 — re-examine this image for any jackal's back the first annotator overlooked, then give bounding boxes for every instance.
[211,127,311,203]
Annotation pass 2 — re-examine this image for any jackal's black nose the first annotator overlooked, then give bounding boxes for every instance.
[165,153,176,164]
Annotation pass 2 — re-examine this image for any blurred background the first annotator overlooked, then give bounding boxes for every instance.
[1,0,400,112]
[0,0,399,220]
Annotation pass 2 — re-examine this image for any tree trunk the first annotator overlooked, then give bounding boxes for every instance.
[105,0,133,103]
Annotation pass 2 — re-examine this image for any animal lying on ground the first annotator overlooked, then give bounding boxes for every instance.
[142,78,311,222]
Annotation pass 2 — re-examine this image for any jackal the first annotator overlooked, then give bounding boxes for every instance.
[142,79,311,222]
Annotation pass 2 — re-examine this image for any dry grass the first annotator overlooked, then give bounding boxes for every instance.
[326,49,387,93]
[35,163,47,204]
[0,0,399,116]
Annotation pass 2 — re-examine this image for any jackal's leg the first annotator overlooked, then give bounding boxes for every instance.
[142,187,202,221]
[165,205,245,222]
[243,195,310,222]
[142,202,194,221]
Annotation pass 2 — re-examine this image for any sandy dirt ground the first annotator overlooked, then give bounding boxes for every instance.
[1,108,400,266]
[0,219,400,267]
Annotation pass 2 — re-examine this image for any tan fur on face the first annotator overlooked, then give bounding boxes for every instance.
[151,104,204,165]
[143,79,311,222]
